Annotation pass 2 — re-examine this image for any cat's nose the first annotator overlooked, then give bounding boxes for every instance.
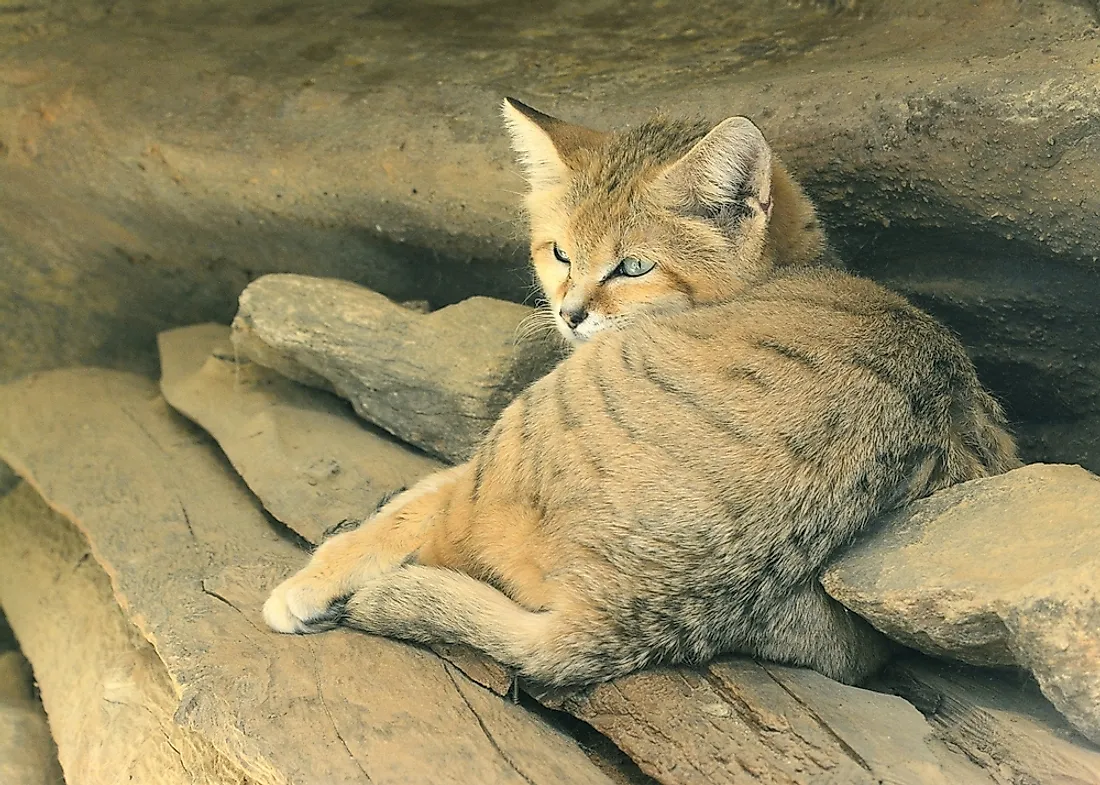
[559,306,588,329]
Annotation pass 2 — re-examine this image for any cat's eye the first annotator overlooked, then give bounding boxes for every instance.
[552,243,571,264]
[615,257,656,278]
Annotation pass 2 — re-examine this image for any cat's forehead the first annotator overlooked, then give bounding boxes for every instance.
[573,119,711,193]
[561,119,712,234]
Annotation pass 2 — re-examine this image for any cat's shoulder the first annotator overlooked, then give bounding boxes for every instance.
[742,266,911,313]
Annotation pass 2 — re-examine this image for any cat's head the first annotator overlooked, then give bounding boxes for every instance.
[503,98,827,343]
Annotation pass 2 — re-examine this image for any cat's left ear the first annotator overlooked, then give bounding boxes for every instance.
[655,116,773,225]
[502,98,605,190]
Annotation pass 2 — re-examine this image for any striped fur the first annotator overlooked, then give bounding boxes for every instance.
[264,106,1019,687]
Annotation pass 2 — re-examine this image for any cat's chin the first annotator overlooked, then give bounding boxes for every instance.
[562,327,597,346]
[554,322,587,345]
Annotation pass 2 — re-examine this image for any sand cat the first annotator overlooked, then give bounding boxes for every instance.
[263,100,1019,687]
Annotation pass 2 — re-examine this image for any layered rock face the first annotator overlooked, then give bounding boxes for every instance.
[1,0,1098,469]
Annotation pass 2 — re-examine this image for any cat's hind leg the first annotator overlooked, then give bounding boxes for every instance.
[263,465,466,634]
[342,565,645,688]
[752,581,894,685]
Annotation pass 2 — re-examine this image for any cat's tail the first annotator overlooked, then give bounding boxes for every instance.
[965,386,1022,473]
[942,385,1022,489]
[341,565,641,688]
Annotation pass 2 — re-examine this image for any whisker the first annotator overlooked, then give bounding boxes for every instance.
[513,305,561,346]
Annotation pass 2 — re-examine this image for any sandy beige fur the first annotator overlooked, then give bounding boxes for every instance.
[263,101,1019,688]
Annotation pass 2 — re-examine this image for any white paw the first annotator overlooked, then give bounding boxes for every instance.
[262,576,342,634]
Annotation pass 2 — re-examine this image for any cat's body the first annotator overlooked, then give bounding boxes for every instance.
[263,102,1019,687]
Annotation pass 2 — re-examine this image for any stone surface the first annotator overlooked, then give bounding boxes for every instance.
[159,323,442,544]
[2,0,1099,472]
[231,274,562,462]
[0,645,65,785]
[0,484,250,785]
[876,655,1100,785]
[0,368,617,785]
[543,661,994,785]
[999,562,1100,752]
[823,463,1100,744]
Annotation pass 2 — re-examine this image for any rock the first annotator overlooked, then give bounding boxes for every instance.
[999,562,1100,752]
[876,655,1100,784]
[0,464,16,498]
[823,463,1100,743]
[159,323,442,544]
[0,368,617,785]
[2,1,1099,475]
[542,660,994,785]
[158,324,514,692]
[0,644,65,785]
[0,648,32,703]
[0,484,246,785]
[231,275,563,462]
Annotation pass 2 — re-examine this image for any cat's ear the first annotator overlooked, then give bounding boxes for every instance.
[502,97,605,189]
[656,117,773,225]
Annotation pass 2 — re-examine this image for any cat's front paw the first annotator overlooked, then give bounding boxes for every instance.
[263,573,346,634]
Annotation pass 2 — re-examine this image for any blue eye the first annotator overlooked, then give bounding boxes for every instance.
[614,257,656,277]
[552,243,571,264]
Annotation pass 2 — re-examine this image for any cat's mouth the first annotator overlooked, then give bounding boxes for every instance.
[557,311,619,344]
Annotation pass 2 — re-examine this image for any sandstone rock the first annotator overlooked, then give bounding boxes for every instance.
[2,1,1099,476]
[159,323,442,544]
[0,484,249,785]
[823,463,1100,743]
[542,660,994,785]
[0,648,31,704]
[0,645,65,785]
[158,325,513,692]
[231,274,563,462]
[0,369,616,785]
[877,655,1100,784]
[999,562,1100,753]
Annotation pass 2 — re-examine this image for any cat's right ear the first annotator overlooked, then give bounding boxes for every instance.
[655,116,773,226]
[502,98,604,189]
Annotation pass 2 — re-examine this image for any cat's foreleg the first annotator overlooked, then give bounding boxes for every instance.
[263,465,465,634]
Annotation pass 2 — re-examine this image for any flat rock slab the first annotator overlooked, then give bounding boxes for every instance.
[232,274,563,462]
[159,323,442,545]
[0,483,248,785]
[0,369,614,785]
[545,660,994,785]
[823,463,1100,744]
[877,655,1100,784]
[159,333,1000,785]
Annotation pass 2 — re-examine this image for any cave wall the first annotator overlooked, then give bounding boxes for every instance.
[1,0,1098,469]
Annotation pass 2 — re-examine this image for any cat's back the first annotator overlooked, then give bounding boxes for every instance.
[554,266,1016,509]
[621,266,961,429]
